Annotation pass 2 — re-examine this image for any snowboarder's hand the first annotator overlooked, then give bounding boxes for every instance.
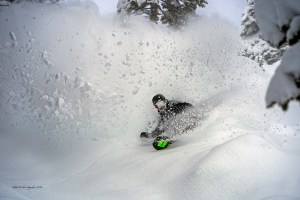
[140,132,150,138]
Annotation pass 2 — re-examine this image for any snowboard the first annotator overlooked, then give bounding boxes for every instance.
[152,136,175,150]
[140,132,175,150]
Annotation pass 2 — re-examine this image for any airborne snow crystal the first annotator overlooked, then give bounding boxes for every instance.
[9,32,17,42]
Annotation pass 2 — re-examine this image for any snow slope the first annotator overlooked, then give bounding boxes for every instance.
[0,2,300,200]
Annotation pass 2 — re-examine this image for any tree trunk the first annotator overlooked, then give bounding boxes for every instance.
[150,3,159,22]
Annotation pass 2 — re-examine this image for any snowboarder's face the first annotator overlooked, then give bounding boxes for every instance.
[154,100,166,110]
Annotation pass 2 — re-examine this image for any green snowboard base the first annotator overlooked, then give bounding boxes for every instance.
[152,136,173,150]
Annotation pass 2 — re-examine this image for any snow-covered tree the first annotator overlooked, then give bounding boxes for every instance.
[241,0,259,37]
[254,0,300,110]
[117,0,207,27]
[240,37,287,67]
[240,0,286,67]
[0,0,13,5]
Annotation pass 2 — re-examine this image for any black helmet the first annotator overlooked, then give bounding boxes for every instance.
[152,94,166,104]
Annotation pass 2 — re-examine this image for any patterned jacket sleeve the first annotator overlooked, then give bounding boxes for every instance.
[173,102,193,114]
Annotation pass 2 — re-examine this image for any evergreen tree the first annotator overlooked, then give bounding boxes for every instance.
[1,0,59,4]
[117,0,207,27]
[240,0,259,37]
[240,0,286,67]
[254,0,300,111]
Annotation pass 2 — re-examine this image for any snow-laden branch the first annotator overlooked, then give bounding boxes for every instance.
[255,0,300,47]
[255,0,300,110]
[265,43,300,110]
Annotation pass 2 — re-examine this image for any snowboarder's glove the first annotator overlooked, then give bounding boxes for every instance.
[140,132,150,138]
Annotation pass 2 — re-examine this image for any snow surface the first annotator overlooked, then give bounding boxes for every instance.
[0,1,300,200]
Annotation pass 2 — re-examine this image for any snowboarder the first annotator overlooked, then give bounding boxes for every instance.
[140,94,193,139]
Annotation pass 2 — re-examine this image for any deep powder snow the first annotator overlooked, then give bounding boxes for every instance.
[0,2,300,200]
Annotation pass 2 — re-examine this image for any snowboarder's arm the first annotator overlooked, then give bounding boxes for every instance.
[149,118,165,138]
[150,128,164,138]
[140,118,165,139]
[173,102,193,114]
[178,102,193,109]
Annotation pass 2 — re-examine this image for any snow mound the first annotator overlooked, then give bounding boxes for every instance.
[170,134,299,200]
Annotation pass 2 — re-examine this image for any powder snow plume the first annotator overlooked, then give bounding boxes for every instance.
[1,1,242,140]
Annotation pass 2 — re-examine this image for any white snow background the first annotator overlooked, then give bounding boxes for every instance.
[0,1,300,200]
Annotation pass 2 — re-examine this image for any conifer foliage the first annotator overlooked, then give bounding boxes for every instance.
[0,0,58,5]
[117,0,207,27]
[240,0,286,67]
[240,0,258,37]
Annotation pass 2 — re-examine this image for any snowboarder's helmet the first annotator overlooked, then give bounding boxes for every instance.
[152,94,166,105]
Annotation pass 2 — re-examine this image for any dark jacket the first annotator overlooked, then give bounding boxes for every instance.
[150,100,193,138]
